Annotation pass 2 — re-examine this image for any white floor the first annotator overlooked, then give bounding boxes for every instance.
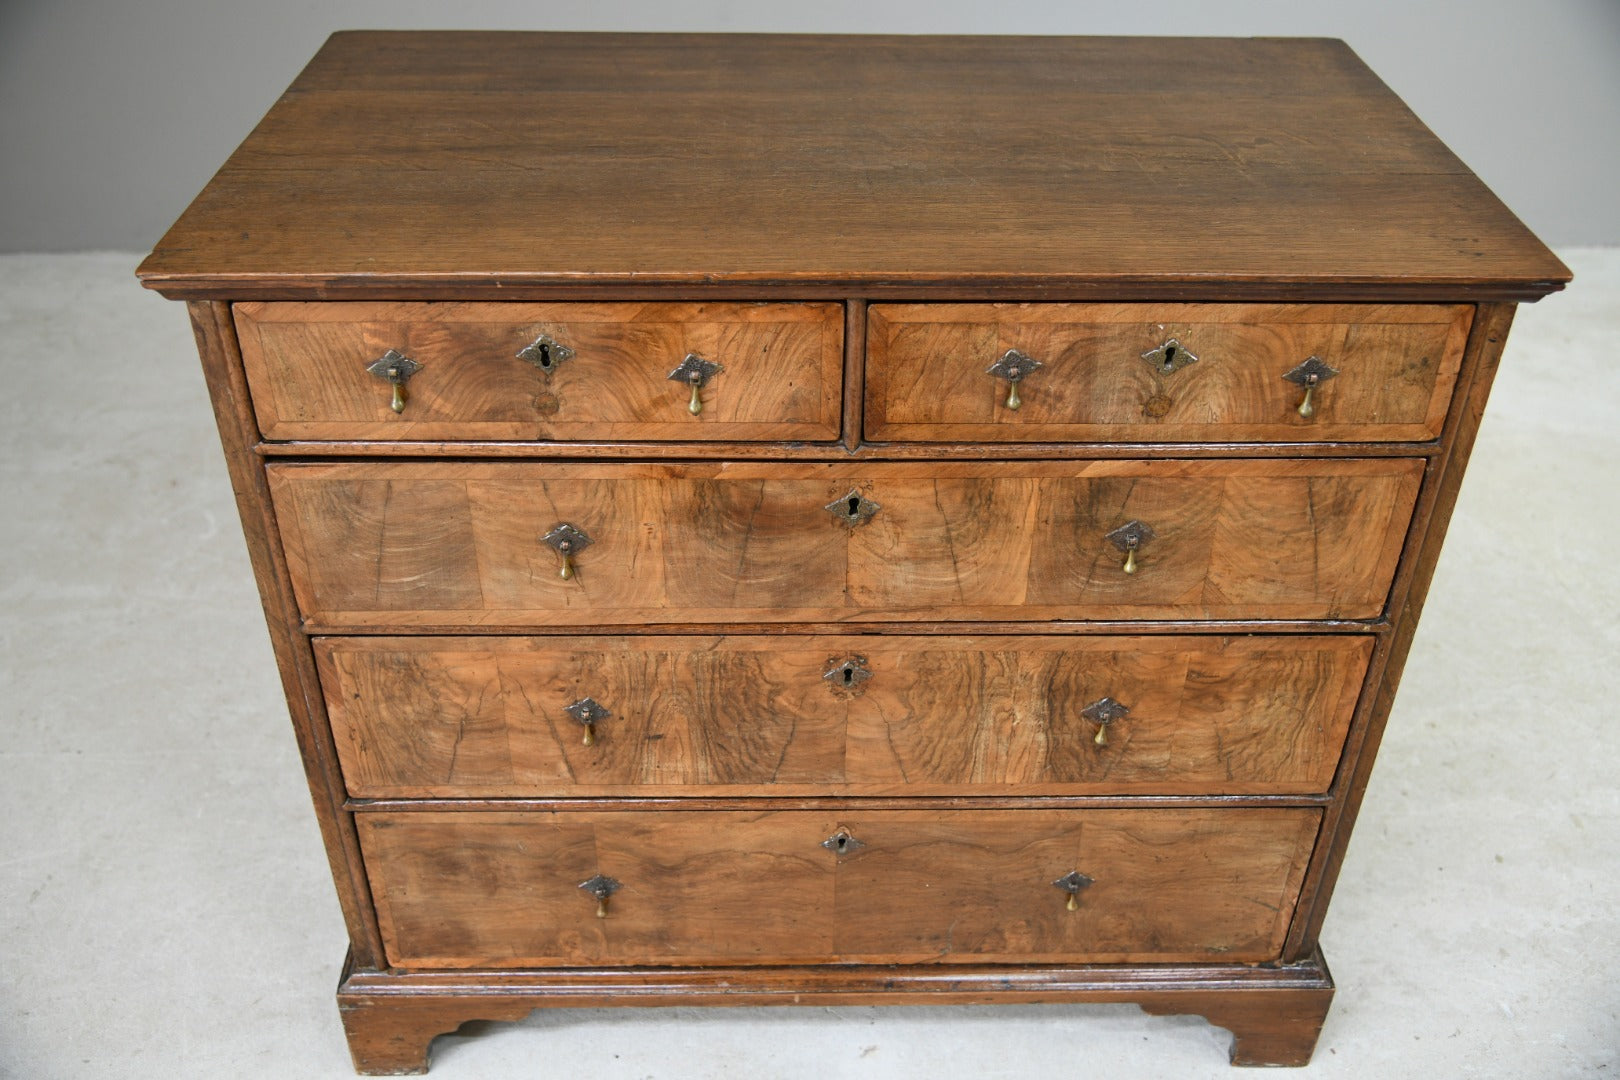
[1,252,1616,1079]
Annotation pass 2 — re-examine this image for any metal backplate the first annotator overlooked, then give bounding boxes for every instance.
[1283,355,1340,387]
[826,489,881,527]
[578,874,622,900]
[667,352,723,387]
[1141,338,1199,375]
[517,332,576,374]
[985,348,1042,383]
[1081,697,1131,725]
[542,522,593,556]
[1104,520,1156,552]
[365,349,421,385]
[1052,870,1095,895]
[822,830,865,856]
[823,656,873,694]
[565,697,611,726]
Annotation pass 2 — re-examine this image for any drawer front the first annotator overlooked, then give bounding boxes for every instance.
[235,301,844,441]
[358,808,1319,968]
[319,634,1371,798]
[270,459,1422,627]
[866,303,1470,443]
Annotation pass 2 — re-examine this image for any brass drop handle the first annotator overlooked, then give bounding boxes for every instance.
[1104,520,1156,575]
[1283,356,1339,419]
[1052,871,1094,911]
[1081,696,1130,747]
[579,874,621,918]
[565,697,610,746]
[542,523,593,581]
[366,349,422,414]
[667,353,723,416]
[986,348,1043,411]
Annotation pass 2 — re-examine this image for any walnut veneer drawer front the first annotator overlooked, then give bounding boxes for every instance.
[269,459,1422,628]
[234,301,844,442]
[866,303,1470,443]
[318,634,1371,798]
[358,808,1319,968]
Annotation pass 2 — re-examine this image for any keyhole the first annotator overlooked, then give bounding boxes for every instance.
[842,666,855,686]
[537,343,551,369]
[847,495,861,518]
[1161,344,1177,372]
[834,835,849,853]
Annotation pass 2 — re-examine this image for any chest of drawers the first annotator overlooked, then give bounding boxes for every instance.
[138,32,1568,1073]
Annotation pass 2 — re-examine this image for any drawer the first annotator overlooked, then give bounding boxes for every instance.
[234,301,844,441]
[319,634,1371,798]
[357,808,1320,968]
[269,459,1423,627]
[866,303,1470,443]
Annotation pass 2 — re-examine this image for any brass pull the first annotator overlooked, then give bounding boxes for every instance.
[366,349,421,414]
[1052,871,1094,911]
[1104,520,1156,575]
[517,332,576,375]
[542,522,593,581]
[822,829,865,857]
[986,348,1043,410]
[565,697,610,746]
[1282,356,1339,419]
[1140,338,1199,375]
[1081,697,1131,747]
[667,353,723,415]
[579,874,622,919]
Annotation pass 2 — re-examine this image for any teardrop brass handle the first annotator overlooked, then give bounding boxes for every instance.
[667,353,723,415]
[579,874,622,918]
[1081,696,1131,747]
[366,349,421,414]
[1283,356,1339,419]
[1052,871,1094,911]
[986,348,1042,411]
[565,697,610,746]
[1104,520,1156,575]
[542,522,593,581]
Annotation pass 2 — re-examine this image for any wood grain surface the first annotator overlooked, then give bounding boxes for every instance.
[357,807,1319,968]
[236,301,842,441]
[867,303,1470,442]
[316,634,1371,798]
[136,34,1568,300]
[268,459,1423,627]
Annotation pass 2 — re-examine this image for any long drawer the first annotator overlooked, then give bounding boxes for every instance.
[357,808,1320,968]
[235,301,844,442]
[318,634,1371,798]
[866,302,1470,443]
[269,459,1423,627]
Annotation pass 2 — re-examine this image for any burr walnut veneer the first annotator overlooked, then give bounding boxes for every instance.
[138,32,1568,1074]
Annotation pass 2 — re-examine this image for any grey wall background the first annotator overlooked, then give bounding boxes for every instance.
[2,0,1617,252]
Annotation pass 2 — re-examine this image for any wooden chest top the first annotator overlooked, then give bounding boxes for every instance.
[136,32,1568,300]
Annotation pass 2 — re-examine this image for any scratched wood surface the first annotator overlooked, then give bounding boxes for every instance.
[136,34,1569,300]
[235,301,843,441]
[867,303,1470,443]
[357,807,1319,967]
[268,459,1423,627]
[317,634,1372,798]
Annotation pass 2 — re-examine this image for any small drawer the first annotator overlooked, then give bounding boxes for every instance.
[269,458,1423,628]
[234,301,844,442]
[866,303,1470,443]
[318,634,1371,799]
[357,808,1320,968]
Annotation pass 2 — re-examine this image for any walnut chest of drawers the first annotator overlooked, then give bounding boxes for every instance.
[137,31,1569,1073]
